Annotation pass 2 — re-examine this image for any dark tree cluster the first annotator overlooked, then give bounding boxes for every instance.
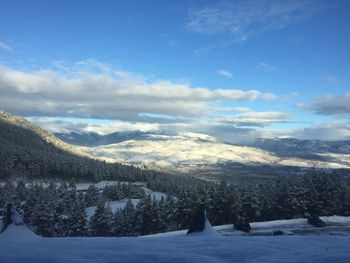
[1,172,349,237]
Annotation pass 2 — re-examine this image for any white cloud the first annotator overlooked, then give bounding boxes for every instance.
[216,69,233,78]
[257,62,280,72]
[29,117,160,135]
[0,42,13,52]
[218,111,291,127]
[185,120,350,143]
[0,62,279,121]
[326,76,340,85]
[291,121,350,141]
[311,93,350,115]
[213,107,252,113]
[186,0,325,42]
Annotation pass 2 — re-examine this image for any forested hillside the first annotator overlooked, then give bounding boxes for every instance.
[0,111,146,181]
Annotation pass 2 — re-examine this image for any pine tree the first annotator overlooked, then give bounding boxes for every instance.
[67,195,88,236]
[90,201,113,236]
[239,187,261,223]
[114,199,137,236]
[160,195,177,231]
[30,199,57,237]
[173,189,193,230]
[273,177,295,219]
[85,185,100,207]
[135,195,162,235]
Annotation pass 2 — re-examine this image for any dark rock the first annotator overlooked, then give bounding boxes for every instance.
[1,204,13,232]
[234,221,251,233]
[307,215,326,227]
[272,229,284,236]
[187,205,206,234]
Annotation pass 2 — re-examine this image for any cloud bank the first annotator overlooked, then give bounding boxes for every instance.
[0,62,277,121]
[2,60,348,143]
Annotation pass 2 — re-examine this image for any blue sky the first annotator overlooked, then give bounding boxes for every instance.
[0,0,349,142]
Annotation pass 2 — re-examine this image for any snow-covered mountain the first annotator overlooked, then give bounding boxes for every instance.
[58,130,350,175]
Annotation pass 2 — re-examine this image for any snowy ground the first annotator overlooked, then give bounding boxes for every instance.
[85,184,167,220]
[147,216,350,237]
[1,216,350,262]
[86,199,140,219]
[0,225,349,263]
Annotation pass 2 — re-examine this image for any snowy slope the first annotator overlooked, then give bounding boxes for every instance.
[80,131,350,172]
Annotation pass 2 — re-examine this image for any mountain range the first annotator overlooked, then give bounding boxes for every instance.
[1,110,349,182]
[55,129,350,180]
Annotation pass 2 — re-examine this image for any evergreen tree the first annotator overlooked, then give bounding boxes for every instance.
[90,201,113,236]
[85,185,100,207]
[273,177,295,219]
[30,198,57,237]
[135,195,161,235]
[114,199,137,236]
[67,195,88,236]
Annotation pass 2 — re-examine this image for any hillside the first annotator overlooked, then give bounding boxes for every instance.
[0,111,144,181]
[55,130,350,180]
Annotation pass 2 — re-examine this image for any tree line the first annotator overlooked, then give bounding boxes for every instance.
[1,172,349,237]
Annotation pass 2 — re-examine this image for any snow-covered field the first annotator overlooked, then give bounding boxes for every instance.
[1,222,350,263]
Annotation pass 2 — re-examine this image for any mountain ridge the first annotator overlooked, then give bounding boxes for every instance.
[54,130,350,176]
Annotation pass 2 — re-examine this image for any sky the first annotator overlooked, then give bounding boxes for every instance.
[0,0,349,143]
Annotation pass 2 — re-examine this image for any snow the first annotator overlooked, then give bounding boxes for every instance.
[141,186,167,200]
[82,132,350,171]
[146,216,220,238]
[145,216,350,237]
[0,223,38,240]
[186,218,220,237]
[320,215,350,225]
[86,199,140,220]
[0,232,349,262]
[85,186,167,220]
[1,217,350,262]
